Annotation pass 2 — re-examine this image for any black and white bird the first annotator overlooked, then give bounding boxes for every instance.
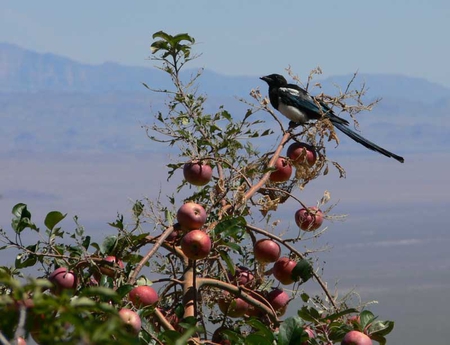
[260,74,404,163]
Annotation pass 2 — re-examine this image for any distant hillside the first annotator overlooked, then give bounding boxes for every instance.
[0,42,449,156]
[2,42,450,102]
[321,74,450,104]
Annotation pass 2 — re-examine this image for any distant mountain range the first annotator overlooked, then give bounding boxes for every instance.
[0,42,449,155]
[2,42,450,101]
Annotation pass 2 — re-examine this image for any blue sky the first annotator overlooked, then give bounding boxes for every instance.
[1,0,449,86]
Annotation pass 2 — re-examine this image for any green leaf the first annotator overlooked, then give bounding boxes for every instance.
[12,203,30,219]
[11,203,38,233]
[298,306,321,322]
[221,329,244,344]
[245,334,272,345]
[100,236,118,255]
[369,320,394,337]
[300,292,309,302]
[116,284,134,299]
[15,253,37,269]
[277,316,304,345]
[360,310,377,329]
[291,259,313,283]
[370,333,387,345]
[219,250,236,276]
[324,308,359,322]
[223,241,242,254]
[44,211,67,230]
[160,330,181,345]
[245,318,274,341]
[108,214,124,231]
[82,236,91,250]
[152,30,173,41]
[132,200,144,218]
[213,216,246,239]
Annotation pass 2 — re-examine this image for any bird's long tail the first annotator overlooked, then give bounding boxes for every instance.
[328,115,404,163]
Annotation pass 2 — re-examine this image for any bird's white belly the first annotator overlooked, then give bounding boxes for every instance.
[278,102,309,124]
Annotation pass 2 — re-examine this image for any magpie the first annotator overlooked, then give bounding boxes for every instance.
[260,74,404,163]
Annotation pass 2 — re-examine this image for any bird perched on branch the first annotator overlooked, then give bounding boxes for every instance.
[260,74,404,163]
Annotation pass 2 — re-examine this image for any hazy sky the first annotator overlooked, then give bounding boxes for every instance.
[1,0,449,86]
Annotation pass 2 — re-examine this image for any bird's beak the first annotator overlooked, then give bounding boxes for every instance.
[260,76,270,82]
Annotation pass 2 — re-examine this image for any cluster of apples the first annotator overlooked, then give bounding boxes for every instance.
[46,256,160,336]
[119,284,159,335]
[269,142,317,183]
[267,142,325,232]
[176,202,211,260]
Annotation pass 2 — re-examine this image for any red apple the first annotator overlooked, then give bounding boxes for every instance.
[218,292,249,318]
[97,256,125,278]
[180,230,211,260]
[273,257,297,285]
[183,161,213,186]
[254,239,281,263]
[267,288,290,315]
[176,202,207,231]
[129,285,158,308]
[341,330,372,345]
[269,157,292,182]
[287,142,317,166]
[295,207,324,231]
[166,223,182,242]
[48,267,77,294]
[228,266,254,286]
[119,308,142,335]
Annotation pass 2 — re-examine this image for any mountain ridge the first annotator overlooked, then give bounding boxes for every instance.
[2,42,450,103]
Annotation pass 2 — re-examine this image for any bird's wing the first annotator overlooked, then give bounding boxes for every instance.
[279,85,350,126]
[278,85,322,117]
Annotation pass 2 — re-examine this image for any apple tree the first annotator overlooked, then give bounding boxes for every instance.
[0,31,394,344]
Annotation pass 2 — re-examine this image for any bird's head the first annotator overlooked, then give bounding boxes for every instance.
[260,74,288,87]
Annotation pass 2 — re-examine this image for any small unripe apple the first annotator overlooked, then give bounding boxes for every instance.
[267,288,290,315]
[287,142,317,166]
[176,202,207,231]
[301,327,315,345]
[269,157,292,182]
[129,285,158,308]
[254,239,281,263]
[295,206,324,231]
[48,267,77,294]
[183,161,213,186]
[119,308,142,335]
[180,229,211,260]
[218,292,249,318]
[341,330,372,345]
[272,257,297,285]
